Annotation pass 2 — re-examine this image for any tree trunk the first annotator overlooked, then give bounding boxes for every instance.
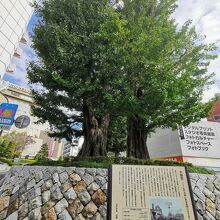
[78,104,110,157]
[115,151,120,157]
[127,115,150,159]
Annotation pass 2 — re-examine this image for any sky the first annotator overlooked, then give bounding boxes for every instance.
[173,0,220,102]
[3,0,220,102]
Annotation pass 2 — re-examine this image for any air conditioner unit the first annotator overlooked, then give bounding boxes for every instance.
[14,47,22,58]
[0,79,9,92]
[20,34,28,44]
[6,64,15,73]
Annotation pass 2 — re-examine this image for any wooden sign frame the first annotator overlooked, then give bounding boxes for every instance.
[108,165,198,220]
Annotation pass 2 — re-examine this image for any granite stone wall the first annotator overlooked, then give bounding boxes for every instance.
[190,173,220,220]
[0,166,219,220]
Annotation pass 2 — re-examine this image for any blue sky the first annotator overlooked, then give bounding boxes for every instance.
[3,0,220,102]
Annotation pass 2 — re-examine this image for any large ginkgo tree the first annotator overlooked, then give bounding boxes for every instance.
[28,0,216,158]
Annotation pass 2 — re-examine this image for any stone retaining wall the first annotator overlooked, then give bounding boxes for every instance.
[0,166,219,220]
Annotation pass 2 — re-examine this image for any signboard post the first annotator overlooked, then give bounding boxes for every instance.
[0,103,18,131]
[179,122,220,157]
[108,165,198,220]
[14,115,30,129]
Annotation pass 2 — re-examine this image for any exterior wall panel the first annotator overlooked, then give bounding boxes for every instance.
[0,0,33,77]
[147,128,182,158]
[148,121,220,170]
[208,100,220,122]
[0,82,63,159]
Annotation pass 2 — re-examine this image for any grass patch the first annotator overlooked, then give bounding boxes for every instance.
[20,159,37,164]
[34,156,215,174]
[0,157,13,166]
[0,157,37,166]
[187,165,215,174]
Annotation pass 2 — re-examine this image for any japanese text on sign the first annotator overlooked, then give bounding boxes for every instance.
[181,125,216,152]
[109,165,196,220]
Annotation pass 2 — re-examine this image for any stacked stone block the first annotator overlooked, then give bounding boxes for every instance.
[0,167,107,220]
[191,173,220,220]
[0,166,219,220]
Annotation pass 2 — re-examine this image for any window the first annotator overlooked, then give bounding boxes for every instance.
[214,115,220,121]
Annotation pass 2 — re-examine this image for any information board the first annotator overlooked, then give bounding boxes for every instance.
[0,124,11,131]
[0,103,18,130]
[108,165,197,220]
[179,122,220,158]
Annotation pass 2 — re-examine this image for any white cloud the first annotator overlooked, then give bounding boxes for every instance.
[203,84,220,102]
[6,1,220,102]
[174,0,220,101]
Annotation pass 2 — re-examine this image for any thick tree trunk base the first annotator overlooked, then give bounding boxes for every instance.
[127,115,150,159]
[78,105,110,157]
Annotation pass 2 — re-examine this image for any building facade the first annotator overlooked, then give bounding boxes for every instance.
[208,99,220,122]
[0,0,33,77]
[62,137,84,157]
[0,82,63,159]
[147,121,220,172]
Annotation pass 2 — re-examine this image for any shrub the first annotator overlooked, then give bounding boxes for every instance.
[34,144,49,162]
[33,156,215,174]
[20,159,37,164]
[0,157,13,166]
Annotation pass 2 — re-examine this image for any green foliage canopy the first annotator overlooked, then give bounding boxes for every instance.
[2,131,35,157]
[107,116,127,155]
[106,0,217,132]
[35,143,49,161]
[28,0,217,144]
[28,0,128,140]
[0,138,15,159]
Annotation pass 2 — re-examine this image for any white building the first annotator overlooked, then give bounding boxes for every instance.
[0,0,33,77]
[148,121,220,172]
[62,137,84,157]
[0,82,63,159]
